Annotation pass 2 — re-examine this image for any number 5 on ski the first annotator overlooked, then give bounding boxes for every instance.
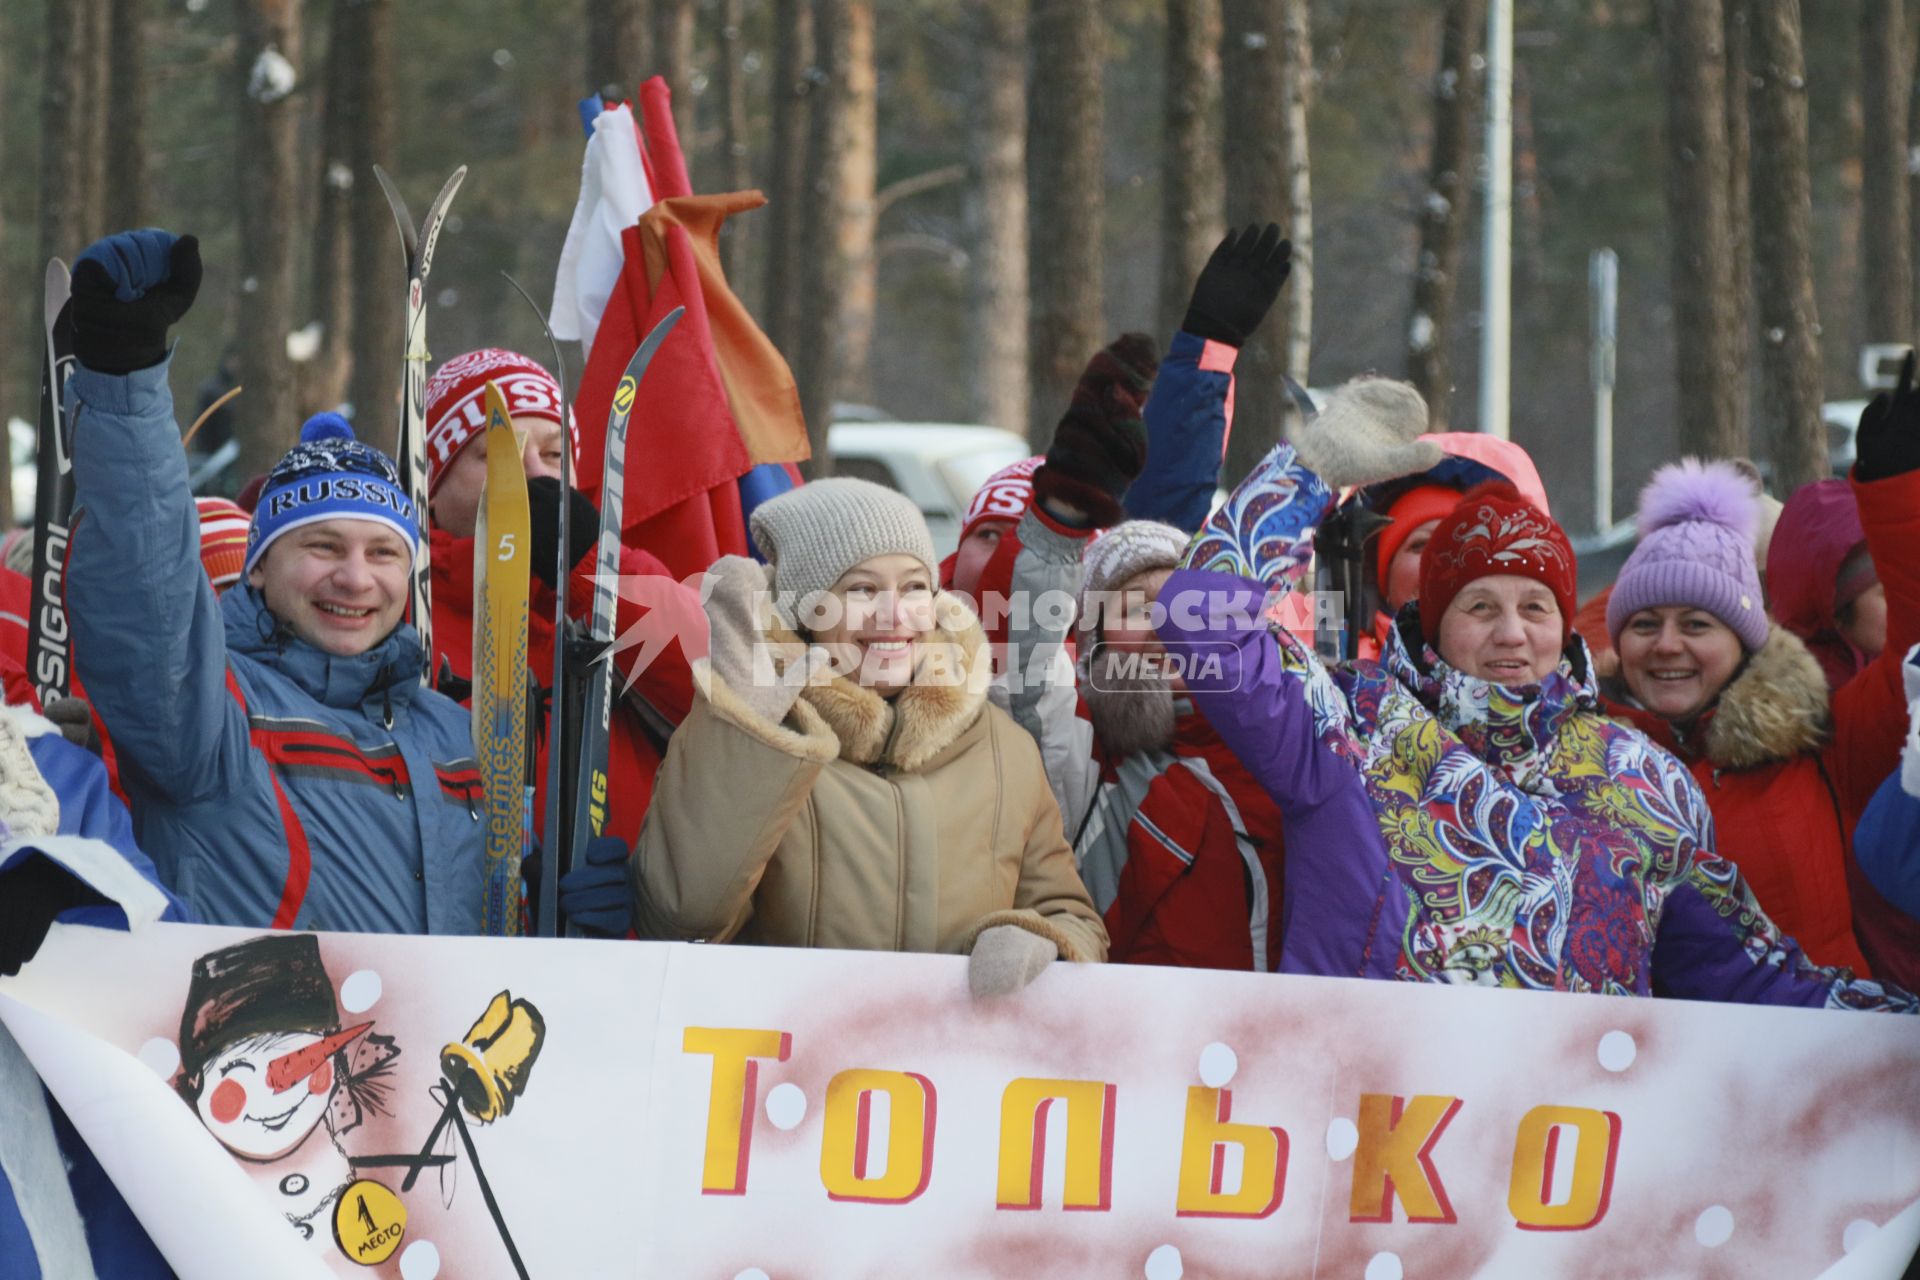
[474,381,530,937]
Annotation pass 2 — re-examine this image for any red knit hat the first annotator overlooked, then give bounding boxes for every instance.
[1417,482,1577,644]
[424,348,567,494]
[196,496,251,593]
[1375,483,1467,586]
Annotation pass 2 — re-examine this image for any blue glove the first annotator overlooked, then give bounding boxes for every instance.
[558,836,633,937]
[70,229,202,374]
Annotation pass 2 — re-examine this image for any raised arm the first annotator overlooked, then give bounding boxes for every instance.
[1828,442,1920,816]
[629,557,834,941]
[1125,222,1292,532]
[993,505,1098,824]
[64,232,252,807]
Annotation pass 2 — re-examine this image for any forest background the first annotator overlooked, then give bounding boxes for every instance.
[0,0,1909,540]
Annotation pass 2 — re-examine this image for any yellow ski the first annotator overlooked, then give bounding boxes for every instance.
[474,381,531,936]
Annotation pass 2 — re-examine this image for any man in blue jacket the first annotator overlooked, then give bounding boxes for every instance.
[64,229,488,934]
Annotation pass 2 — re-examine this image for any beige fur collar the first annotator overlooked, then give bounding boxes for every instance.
[766,592,991,772]
[1704,624,1832,768]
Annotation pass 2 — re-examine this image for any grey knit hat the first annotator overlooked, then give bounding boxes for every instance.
[748,478,939,619]
[1078,520,1190,633]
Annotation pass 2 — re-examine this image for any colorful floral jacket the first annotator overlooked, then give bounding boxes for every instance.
[1157,442,1914,1011]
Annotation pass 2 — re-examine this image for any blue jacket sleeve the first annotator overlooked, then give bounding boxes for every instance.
[65,357,250,805]
[1123,331,1236,532]
[1854,770,1920,921]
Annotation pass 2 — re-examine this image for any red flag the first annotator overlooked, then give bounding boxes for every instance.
[574,224,752,579]
[571,75,804,580]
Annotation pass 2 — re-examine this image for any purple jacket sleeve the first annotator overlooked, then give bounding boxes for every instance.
[1652,870,1914,1011]
[1640,745,1914,1012]
[1158,567,1404,980]
[1123,331,1236,532]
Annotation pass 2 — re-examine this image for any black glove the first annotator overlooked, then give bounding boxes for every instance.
[1032,333,1159,527]
[69,230,202,375]
[0,856,107,978]
[527,476,602,593]
[434,656,473,704]
[1855,350,1920,483]
[1180,223,1292,348]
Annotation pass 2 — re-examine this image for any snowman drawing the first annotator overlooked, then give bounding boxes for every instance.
[171,934,400,1242]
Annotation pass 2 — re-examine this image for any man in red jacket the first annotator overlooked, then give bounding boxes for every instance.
[423,349,696,931]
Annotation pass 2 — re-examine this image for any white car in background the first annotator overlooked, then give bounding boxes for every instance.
[828,420,1032,558]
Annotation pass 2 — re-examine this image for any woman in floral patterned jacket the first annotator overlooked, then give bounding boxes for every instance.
[1153,375,1911,1011]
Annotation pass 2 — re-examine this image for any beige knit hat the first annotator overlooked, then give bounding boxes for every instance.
[748,478,939,618]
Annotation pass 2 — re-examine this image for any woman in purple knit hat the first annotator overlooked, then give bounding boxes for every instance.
[1602,367,1920,990]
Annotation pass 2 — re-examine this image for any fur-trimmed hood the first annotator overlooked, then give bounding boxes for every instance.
[766,591,994,774]
[1701,625,1831,768]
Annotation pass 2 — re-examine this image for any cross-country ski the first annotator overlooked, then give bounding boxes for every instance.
[472,380,531,938]
[374,164,467,682]
[27,260,75,707]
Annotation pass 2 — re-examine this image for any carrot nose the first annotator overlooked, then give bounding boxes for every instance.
[266,1022,373,1094]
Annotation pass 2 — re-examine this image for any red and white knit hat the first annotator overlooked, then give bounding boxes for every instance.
[195,496,251,592]
[424,348,567,494]
[959,457,1042,545]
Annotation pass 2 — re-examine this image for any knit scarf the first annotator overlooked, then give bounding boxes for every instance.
[1382,615,1596,796]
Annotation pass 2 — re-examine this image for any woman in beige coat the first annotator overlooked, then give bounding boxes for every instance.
[631,478,1107,994]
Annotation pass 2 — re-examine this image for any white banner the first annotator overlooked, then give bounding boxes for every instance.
[3,922,1919,1279]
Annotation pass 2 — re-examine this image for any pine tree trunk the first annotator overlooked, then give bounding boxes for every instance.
[836,1,877,403]
[652,0,696,143]
[1658,0,1744,460]
[764,0,813,363]
[715,0,751,279]
[1910,25,1920,333]
[105,0,147,232]
[1280,0,1312,382]
[1725,0,1755,440]
[1832,20,1865,390]
[79,0,111,241]
[234,0,305,482]
[1861,0,1912,343]
[0,52,9,525]
[795,0,872,477]
[1406,0,1484,430]
[39,0,88,267]
[344,0,396,445]
[305,0,357,414]
[1158,0,1223,344]
[965,0,1029,436]
[1746,0,1829,493]
[586,0,649,102]
[1026,0,1105,452]
[1220,0,1288,483]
